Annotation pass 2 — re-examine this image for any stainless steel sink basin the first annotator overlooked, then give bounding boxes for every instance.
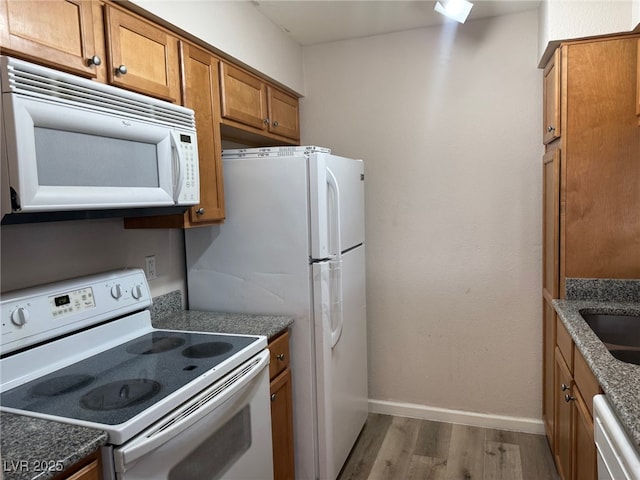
[580,313,640,365]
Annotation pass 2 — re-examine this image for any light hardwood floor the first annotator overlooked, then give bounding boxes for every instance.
[338,414,560,480]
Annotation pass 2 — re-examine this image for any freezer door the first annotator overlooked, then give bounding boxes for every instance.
[313,245,368,480]
[309,154,365,260]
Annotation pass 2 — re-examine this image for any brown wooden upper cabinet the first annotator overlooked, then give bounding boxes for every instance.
[0,0,101,78]
[0,1,180,103]
[543,48,561,144]
[220,62,300,141]
[103,5,180,103]
[181,42,225,224]
[637,38,639,125]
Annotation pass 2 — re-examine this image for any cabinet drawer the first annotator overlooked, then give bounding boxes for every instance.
[574,347,602,418]
[556,318,574,371]
[269,331,290,380]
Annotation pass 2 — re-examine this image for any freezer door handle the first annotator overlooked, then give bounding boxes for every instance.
[326,167,342,260]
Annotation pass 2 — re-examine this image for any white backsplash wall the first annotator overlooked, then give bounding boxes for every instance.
[301,10,544,426]
[0,219,185,298]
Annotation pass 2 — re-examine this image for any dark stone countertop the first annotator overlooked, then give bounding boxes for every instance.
[553,278,640,452]
[0,413,107,480]
[0,290,293,480]
[152,309,294,340]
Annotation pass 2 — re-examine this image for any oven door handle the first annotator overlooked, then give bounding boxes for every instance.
[114,349,270,471]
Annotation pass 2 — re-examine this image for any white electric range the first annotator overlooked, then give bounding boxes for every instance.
[0,269,273,479]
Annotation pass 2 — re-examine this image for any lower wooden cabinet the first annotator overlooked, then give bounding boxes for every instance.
[637,38,640,125]
[551,321,601,480]
[269,331,295,480]
[53,451,101,480]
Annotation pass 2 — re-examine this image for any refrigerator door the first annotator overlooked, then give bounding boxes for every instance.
[313,245,368,480]
[185,155,319,480]
[309,154,365,260]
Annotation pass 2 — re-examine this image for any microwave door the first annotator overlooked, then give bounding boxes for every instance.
[4,93,176,212]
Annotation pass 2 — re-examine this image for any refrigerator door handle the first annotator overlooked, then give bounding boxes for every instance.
[329,259,344,349]
[326,167,342,260]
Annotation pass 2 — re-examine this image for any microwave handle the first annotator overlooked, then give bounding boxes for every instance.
[170,131,185,198]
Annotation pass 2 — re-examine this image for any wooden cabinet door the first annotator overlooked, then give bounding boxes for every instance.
[271,368,295,480]
[542,299,556,448]
[554,347,572,480]
[64,459,100,480]
[267,86,300,140]
[219,62,268,130]
[181,43,225,223]
[104,5,179,102]
[571,389,597,480]
[0,0,100,78]
[542,149,560,299]
[636,38,640,125]
[543,48,561,144]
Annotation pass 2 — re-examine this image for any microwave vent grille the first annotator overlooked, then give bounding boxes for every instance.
[3,60,194,130]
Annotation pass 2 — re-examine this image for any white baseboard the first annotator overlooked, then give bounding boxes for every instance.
[368,399,546,435]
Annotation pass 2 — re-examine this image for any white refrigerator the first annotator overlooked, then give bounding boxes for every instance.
[185,146,368,480]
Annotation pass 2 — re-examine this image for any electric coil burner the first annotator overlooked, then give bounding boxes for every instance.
[0,269,273,479]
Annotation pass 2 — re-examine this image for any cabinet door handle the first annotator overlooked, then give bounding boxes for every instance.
[276,353,285,361]
[271,393,277,402]
[263,118,270,125]
[116,65,128,76]
[564,394,575,402]
[561,383,570,391]
[87,55,102,67]
[547,125,556,133]
[273,121,279,127]
[195,207,205,215]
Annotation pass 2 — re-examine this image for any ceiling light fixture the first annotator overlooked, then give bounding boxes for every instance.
[434,0,473,24]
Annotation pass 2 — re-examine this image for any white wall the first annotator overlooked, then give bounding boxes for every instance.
[0,219,185,297]
[301,10,544,425]
[129,0,304,94]
[538,0,636,66]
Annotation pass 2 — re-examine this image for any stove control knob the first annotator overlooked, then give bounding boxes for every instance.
[111,284,123,300]
[131,284,143,300]
[11,307,29,327]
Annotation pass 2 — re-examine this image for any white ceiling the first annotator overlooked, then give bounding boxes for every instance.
[252,0,541,46]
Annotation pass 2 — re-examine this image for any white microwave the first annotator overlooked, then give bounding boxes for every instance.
[0,56,199,217]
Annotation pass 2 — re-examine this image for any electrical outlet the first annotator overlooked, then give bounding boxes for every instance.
[145,255,157,280]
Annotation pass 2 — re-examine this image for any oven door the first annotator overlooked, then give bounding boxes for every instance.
[109,350,273,480]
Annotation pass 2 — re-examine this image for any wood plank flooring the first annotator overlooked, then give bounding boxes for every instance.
[338,414,559,480]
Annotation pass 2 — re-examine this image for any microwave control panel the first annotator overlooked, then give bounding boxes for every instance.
[176,131,200,205]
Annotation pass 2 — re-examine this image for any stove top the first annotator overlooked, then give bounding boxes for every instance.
[0,269,267,445]
[1,330,258,426]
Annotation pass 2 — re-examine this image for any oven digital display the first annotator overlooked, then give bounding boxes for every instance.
[49,287,95,318]
[54,295,71,307]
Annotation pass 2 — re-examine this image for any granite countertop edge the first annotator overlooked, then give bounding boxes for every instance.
[552,298,640,450]
[0,413,108,480]
[1,304,294,480]
[151,309,295,340]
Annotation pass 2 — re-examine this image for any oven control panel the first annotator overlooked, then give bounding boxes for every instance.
[1,269,151,355]
[49,287,96,319]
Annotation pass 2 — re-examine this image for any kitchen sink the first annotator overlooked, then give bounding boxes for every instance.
[580,313,640,365]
